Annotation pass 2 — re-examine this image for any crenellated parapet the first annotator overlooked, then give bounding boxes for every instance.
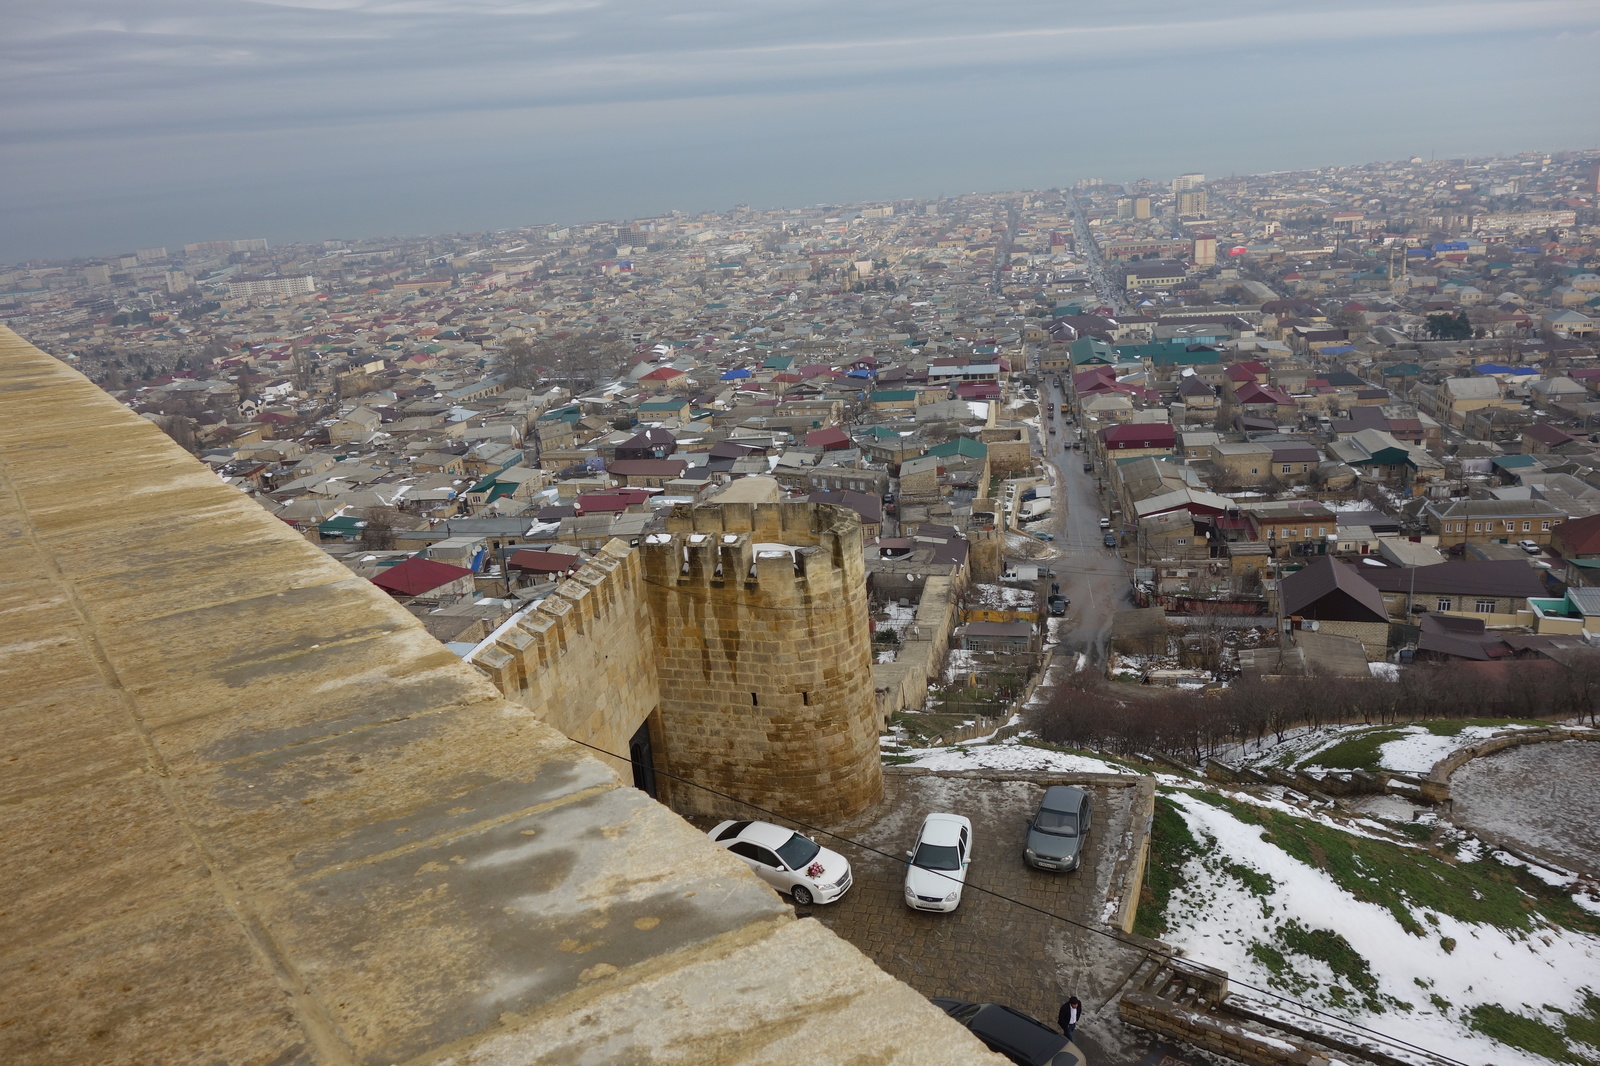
[642,501,864,608]
[468,538,661,763]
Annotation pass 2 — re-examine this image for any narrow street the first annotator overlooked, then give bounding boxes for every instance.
[1032,377,1133,671]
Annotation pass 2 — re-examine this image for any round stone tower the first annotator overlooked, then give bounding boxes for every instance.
[641,501,883,824]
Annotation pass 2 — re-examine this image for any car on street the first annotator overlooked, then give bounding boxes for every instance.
[1034,531,1054,541]
[708,819,852,906]
[1047,595,1069,617]
[1103,532,1117,548]
[1024,785,1091,872]
[1082,460,1093,473]
[1519,539,1541,554]
[1098,517,1111,529]
[930,998,1079,1066]
[904,812,972,912]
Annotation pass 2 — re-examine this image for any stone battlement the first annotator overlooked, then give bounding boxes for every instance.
[470,538,639,692]
[643,500,860,601]
[0,326,979,1066]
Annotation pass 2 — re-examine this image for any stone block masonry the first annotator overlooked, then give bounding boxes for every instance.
[469,538,662,787]
[468,498,886,825]
[642,501,885,823]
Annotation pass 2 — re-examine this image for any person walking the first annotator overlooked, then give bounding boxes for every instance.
[1058,996,1081,1040]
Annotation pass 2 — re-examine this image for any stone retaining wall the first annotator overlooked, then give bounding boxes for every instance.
[1207,726,1600,807]
[1121,992,1333,1066]
[1421,726,1600,803]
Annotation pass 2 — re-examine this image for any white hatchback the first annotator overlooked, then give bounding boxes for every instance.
[707,819,853,906]
[904,812,973,912]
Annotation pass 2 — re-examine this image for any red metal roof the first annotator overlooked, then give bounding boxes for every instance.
[370,557,474,596]
[508,549,585,574]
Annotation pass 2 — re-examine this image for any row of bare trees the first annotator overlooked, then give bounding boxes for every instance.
[499,332,630,391]
[1030,657,1600,765]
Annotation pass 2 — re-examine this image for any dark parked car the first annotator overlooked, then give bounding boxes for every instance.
[1047,595,1069,617]
[1025,785,1091,872]
[931,998,1079,1066]
[1103,532,1117,548]
[1082,460,1093,473]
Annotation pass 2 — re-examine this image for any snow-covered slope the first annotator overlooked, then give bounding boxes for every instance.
[1161,785,1600,1066]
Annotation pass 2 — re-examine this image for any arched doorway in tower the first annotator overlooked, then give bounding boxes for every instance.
[627,710,664,800]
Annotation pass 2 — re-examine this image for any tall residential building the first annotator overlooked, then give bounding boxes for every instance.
[1193,234,1217,267]
[1172,172,1206,193]
[184,238,269,256]
[82,263,111,286]
[1177,188,1209,217]
[1135,196,1151,219]
[226,274,316,299]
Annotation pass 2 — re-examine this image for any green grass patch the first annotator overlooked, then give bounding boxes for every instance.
[1469,1005,1593,1064]
[1134,795,1200,939]
[1422,717,1549,737]
[1301,729,1408,771]
[1563,992,1600,1057]
[881,753,918,765]
[1247,940,1287,976]
[1278,920,1382,1012]
[1380,819,1436,843]
[1221,860,1276,899]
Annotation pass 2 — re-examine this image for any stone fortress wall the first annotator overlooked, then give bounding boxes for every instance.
[466,499,886,825]
[468,539,663,790]
[0,326,999,1066]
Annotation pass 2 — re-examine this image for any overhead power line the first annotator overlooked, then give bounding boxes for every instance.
[564,735,1472,1066]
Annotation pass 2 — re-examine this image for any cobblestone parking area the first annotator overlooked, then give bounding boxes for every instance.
[807,769,1157,1062]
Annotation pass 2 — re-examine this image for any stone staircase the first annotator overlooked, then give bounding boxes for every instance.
[1116,949,1459,1066]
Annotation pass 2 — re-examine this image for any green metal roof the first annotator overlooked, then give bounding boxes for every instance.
[927,436,987,459]
[317,515,366,537]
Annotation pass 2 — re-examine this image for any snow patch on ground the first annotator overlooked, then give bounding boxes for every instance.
[900,738,1138,775]
[1230,721,1540,776]
[1164,789,1600,1066]
[1377,724,1523,773]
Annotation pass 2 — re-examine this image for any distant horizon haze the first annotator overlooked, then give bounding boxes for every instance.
[4,0,1599,262]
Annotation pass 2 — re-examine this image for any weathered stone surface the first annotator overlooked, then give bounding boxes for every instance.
[445,917,999,1066]
[0,327,1001,1065]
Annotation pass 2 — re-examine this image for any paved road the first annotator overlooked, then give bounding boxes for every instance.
[810,773,1155,1065]
[1031,378,1133,670]
[1070,196,1122,315]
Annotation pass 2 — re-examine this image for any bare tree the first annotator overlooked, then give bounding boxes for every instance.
[500,337,538,388]
[358,506,398,551]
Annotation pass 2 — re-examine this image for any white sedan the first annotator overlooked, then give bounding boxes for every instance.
[707,819,853,906]
[904,812,973,912]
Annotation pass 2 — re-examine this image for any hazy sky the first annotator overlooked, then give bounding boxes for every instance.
[3,0,1598,262]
